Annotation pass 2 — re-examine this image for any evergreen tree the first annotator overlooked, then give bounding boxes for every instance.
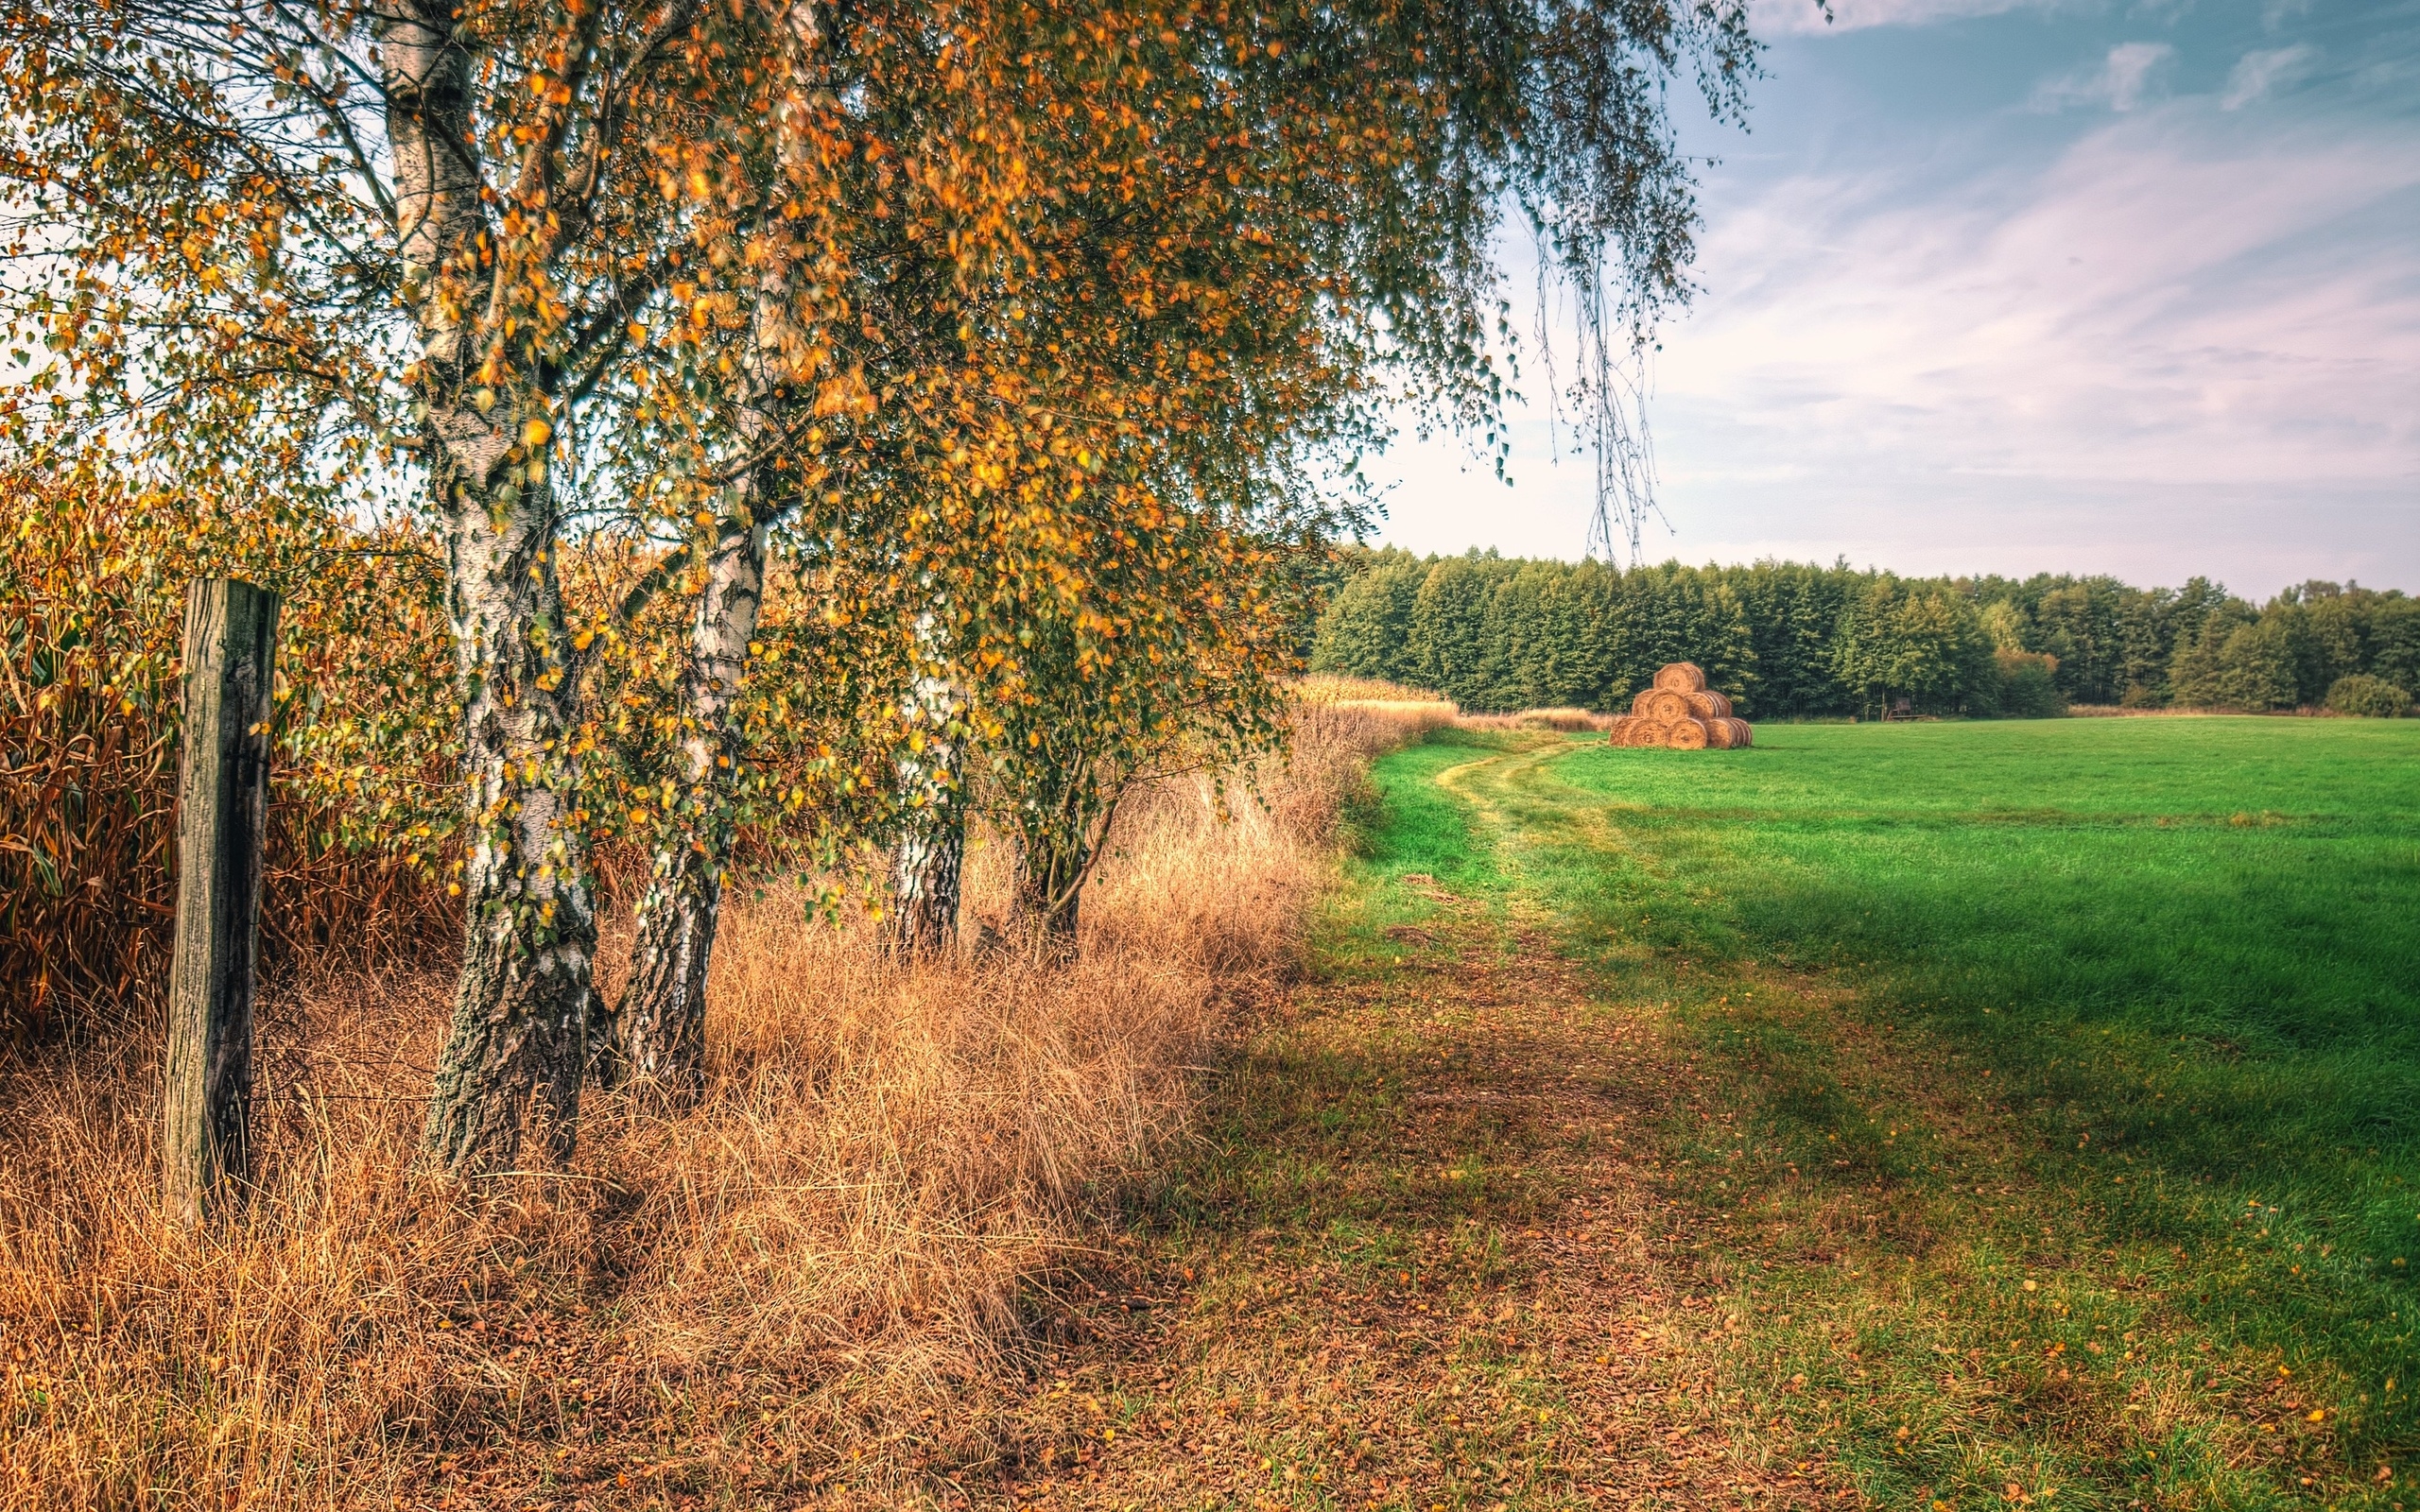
[1406,554,1504,708]
[1310,553,1424,682]
[1304,550,2410,720]
[2030,577,2127,704]
[2214,620,2303,710]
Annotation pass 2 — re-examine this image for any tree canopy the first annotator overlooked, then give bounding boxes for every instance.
[2,0,1764,1167]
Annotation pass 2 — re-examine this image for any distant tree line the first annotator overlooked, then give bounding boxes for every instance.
[1307,549,2420,718]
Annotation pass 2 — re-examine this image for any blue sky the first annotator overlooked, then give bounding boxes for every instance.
[1363,0,2420,599]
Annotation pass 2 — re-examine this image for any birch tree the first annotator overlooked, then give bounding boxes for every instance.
[0,0,818,1169]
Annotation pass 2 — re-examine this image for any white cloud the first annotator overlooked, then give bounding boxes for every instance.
[2031,42,2176,112]
[1370,101,2420,591]
[1751,0,2062,36]
[1625,104,2420,590]
[1365,16,2420,594]
[2260,0,2314,32]
[2222,44,2320,108]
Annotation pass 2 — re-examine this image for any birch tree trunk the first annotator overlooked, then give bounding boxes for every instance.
[1011,846,1082,950]
[600,504,769,1100]
[383,2,599,1173]
[1011,777,1092,953]
[422,481,597,1169]
[889,799,966,954]
[885,627,965,954]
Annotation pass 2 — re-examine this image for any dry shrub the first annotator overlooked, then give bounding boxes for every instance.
[0,969,492,1509]
[0,696,1443,1509]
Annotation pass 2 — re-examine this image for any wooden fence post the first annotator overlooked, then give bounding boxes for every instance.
[164,577,279,1228]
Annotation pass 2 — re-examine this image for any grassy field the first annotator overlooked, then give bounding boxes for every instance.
[1349,716,2420,1504]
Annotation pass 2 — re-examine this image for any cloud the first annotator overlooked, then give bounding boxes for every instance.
[1750,0,2062,36]
[2222,44,2320,108]
[2031,42,2176,112]
[1628,103,2420,591]
[2261,0,2314,32]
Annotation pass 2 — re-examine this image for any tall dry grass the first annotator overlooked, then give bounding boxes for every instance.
[0,696,1443,1509]
[1455,706,1611,733]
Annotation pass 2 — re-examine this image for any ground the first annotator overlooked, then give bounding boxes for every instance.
[985,719,2420,1512]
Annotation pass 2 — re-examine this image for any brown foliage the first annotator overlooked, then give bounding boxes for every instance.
[0,469,458,1036]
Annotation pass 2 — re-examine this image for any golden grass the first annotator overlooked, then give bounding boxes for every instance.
[1289,671,1447,704]
[1456,706,1612,733]
[0,699,1443,1510]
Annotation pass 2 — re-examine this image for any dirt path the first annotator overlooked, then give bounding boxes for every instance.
[986,748,1836,1510]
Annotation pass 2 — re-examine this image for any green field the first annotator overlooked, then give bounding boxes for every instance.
[1357,716,2420,1503]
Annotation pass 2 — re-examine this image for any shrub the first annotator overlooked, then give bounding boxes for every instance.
[2328,674,2412,719]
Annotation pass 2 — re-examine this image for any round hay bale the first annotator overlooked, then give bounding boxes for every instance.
[1630,688,1661,718]
[1607,716,1639,746]
[1719,717,1754,748]
[1624,719,1668,748]
[1685,690,1734,720]
[1643,688,1694,723]
[1653,662,1707,694]
[1668,717,1710,750]
[1703,716,1738,749]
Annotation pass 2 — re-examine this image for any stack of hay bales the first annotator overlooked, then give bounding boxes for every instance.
[1608,662,1754,749]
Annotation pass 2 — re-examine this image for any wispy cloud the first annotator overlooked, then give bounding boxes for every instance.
[1367,2,2420,593]
[1750,0,2063,37]
[2031,42,2176,112]
[1638,103,2420,588]
[2222,43,2320,108]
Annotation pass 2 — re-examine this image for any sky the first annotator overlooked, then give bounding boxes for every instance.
[1360,0,2420,599]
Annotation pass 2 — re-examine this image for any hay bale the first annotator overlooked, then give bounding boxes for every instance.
[1643,688,1694,724]
[1704,715,1754,749]
[1613,695,1752,751]
[1652,662,1707,694]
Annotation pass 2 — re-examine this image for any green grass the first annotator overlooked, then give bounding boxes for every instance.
[1366,716,2420,1504]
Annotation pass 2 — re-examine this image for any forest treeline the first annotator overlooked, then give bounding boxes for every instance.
[1308,548,2420,718]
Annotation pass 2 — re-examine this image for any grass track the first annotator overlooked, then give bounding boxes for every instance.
[989,716,2419,1511]
[1415,717,2420,1506]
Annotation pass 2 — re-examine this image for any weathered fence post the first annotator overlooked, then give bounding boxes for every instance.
[164,577,279,1228]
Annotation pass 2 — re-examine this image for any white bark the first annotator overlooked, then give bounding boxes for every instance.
[383,0,598,1173]
[886,609,965,954]
[603,506,769,1098]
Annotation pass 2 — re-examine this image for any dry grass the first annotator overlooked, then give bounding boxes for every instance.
[1456,706,1611,733]
[0,699,1446,1510]
[1291,679,1607,735]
